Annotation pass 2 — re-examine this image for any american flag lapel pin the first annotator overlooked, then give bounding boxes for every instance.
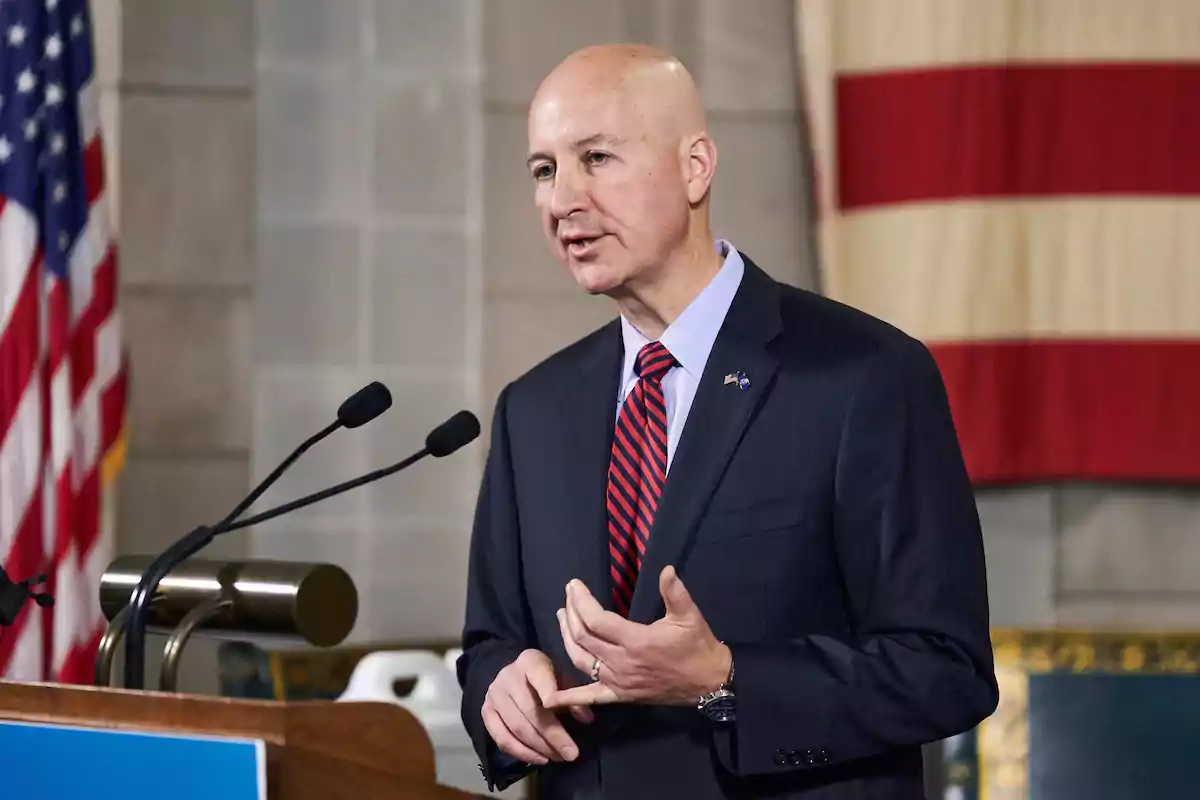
[724,371,750,391]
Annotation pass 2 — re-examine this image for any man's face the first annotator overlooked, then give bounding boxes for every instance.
[526,87,690,296]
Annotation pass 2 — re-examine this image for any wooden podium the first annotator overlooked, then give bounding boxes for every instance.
[0,680,481,799]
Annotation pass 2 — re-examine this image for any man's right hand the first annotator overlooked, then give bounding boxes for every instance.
[482,649,592,765]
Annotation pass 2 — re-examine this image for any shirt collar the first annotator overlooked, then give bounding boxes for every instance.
[619,239,745,396]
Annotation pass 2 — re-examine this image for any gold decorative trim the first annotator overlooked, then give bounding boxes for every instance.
[978,664,1027,800]
[990,629,1200,676]
[977,629,1200,800]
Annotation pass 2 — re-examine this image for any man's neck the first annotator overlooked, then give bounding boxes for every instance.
[612,237,725,340]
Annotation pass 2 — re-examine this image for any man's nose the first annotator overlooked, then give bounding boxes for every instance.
[548,169,588,219]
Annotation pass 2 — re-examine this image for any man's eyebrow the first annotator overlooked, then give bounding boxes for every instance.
[526,134,626,168]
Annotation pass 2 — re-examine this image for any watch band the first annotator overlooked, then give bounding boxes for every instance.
[697,643,736,722]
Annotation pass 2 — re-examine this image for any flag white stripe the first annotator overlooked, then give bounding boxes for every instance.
[50,365,73,476]
[0,201,38,333]
[67,195,111,321]
[96,313,121,388]
[51,546,81,673]
[0,377,41,555]
[77,79,100,148]
[6,610,42,681]
[814,0,1200,75]
[825,198,1200,342]
[74,379,101,481]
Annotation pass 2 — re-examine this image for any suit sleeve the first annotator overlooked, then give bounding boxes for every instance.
[711,336,999,775]
[456,385,537,792]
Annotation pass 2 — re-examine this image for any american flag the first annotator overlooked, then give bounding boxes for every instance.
[796,0,1200,484]
[0,0,126,682]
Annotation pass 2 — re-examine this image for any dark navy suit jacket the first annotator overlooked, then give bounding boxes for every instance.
[457,256,999,799]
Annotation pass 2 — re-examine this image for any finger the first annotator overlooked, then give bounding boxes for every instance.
[568,580,642,645]
[494,690,559,762]
[557,608,595,674]
[543,682,621,709]
[659,565,698,618]
[569,705,595,724]
[483,705,548,765]
[565,596,621,668]
[566,588,626,663]
[515,678,580,761]
[526,656,564,707]
[520,657,593,725]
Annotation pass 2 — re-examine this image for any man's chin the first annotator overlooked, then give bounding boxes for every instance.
[570,263,625,296]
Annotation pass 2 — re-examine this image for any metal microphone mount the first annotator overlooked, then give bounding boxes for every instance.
[0,568,55,628]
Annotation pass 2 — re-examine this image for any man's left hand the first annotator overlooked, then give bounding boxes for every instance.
[543,565,731,709]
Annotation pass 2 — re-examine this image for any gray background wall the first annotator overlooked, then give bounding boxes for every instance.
[98,0,1199,693]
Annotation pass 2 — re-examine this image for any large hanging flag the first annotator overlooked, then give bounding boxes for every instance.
[795,0,1200,483]
[0,0,127,682]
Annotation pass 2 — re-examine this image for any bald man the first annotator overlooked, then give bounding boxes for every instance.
[456,45,997,800]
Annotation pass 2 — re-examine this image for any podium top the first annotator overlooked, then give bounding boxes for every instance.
[0,680,480,800]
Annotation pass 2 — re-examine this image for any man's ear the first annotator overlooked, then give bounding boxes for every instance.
[684,133,718,205]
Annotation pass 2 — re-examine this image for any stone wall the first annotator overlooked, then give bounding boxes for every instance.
[249,0,484,643]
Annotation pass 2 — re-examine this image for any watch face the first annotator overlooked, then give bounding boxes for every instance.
[704,694,736,723]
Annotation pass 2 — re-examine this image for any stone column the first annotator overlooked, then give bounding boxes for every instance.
[250,0,485,642]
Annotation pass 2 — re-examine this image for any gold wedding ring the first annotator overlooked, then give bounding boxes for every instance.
[590,657,602,681]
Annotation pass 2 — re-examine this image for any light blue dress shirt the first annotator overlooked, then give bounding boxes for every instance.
[617,239,746,473]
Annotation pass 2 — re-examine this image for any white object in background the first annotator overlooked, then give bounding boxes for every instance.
[443,647,463,674]
[337,650,527,799]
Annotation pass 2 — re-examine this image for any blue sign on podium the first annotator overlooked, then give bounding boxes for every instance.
[0,719,266,799]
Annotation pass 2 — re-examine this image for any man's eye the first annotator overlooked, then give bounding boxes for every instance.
[586,151,610,166]
[531,163,555,181]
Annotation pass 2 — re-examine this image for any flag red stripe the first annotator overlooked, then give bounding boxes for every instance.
[0,266,39,439]
[82,137,106,206]
[101,363,127,451]
[837,63,1200,210]
[90,249,117,321]
[57,627,104,686]
[931,339,1200,483]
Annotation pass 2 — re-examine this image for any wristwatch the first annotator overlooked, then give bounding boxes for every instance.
[697,650,736,723]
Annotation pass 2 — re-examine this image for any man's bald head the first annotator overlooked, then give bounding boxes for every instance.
[525,44,721,310]
[531,44,708,150]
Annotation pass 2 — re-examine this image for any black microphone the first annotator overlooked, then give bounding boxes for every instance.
[121,381,393,690]
[214,410,481,536]
[219,381,392,527]
[119,409,480,602]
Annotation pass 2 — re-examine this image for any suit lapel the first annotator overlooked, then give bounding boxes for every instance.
[560,321,623,610]
[627,260,783,623]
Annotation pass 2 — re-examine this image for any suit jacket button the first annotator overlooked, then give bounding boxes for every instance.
[819,749,830,764]
[773,749,788,766]
[787,750,803,766]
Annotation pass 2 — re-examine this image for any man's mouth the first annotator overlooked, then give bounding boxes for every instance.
[564,235,603,256]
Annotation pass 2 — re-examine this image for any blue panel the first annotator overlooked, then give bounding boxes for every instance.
[1028,673,1200,800]
[0,720,265,799]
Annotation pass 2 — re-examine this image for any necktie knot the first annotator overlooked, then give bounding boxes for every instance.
[635,342,676,383]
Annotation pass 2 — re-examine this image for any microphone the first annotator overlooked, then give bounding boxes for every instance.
[121,381,393,690]
[219,381,392,526]
[0,569,55,628]
[123,409,480,586]
[216,410,481,536]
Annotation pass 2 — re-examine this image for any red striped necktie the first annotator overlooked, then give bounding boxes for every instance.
[606,341,677,615]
